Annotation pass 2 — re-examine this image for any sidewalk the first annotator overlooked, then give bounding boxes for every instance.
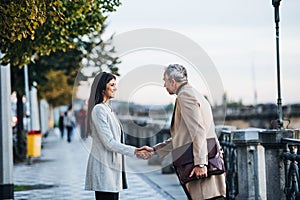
[14,129,185,200]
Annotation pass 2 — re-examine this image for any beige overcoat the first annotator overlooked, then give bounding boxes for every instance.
[154,83,226,200]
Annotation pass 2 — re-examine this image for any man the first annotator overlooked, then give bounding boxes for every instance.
[151,64,226,200]
[58,111,65,139]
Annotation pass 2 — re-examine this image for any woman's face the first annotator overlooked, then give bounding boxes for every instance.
[103,78,117,100]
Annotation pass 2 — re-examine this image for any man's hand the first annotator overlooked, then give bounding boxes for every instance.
[134,146,154,160]
[189,165,207,179]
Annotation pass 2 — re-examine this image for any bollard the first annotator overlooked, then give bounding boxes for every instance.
[232,128,267,200]
[259,129,294,200]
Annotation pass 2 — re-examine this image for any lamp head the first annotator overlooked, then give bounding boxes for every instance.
[272,0,281,7]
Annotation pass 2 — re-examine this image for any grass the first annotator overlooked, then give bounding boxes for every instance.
[14,184,56,191]
[14,185,34,191]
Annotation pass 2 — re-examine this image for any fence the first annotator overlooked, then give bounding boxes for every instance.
[281,137,300,200]
[121,116,300,199]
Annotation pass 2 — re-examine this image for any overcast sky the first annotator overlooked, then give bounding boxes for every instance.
[97,0,300,105]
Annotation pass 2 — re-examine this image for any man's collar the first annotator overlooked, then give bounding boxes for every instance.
[175,81,188,95]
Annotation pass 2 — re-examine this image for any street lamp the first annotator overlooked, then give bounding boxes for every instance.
[0,64,14,200]
[272,0,283,129]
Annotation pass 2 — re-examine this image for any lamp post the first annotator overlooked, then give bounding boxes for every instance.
[0,64,14,199]
[24,65,31,131]
[272,0,283,129]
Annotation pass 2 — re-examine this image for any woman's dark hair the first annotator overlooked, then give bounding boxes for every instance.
[67,104,72,111]
[83,72,116,139]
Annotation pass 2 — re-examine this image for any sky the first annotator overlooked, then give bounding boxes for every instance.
[81,0,300,106]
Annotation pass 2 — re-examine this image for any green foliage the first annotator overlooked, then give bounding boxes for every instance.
[14,185,32,192]
[27,28,120,107]
[0,0,47,43]
[38,69,73,107]
[28,45,84,91]
[0,0,121,67]
[2,0,121,107]
[14,184,55,191]
[2,0,121,158]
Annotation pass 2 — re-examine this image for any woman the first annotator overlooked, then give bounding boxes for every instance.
[84,72,152,200]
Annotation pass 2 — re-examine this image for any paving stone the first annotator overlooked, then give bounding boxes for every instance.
[14,130,185,200]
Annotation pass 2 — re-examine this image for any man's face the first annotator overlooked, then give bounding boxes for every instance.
[163,72,175,95]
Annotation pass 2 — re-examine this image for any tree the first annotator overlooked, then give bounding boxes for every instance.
[0,0,121,67]
[28,46,83,105]
[27,26,121,107]
[1,0,121,162]
[0,0,47,50]
[38,69,73,107]
[81,29,121,77]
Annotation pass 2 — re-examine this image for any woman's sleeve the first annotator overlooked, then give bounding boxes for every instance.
[92,105,136,157]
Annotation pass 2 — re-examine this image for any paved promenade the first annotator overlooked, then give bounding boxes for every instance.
[13,129,185,200]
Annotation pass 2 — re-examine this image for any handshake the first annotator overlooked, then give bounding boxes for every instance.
[134,146,155,160]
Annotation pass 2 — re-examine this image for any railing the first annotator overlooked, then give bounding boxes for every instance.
[219,130,238,200]
[281,138,300,200]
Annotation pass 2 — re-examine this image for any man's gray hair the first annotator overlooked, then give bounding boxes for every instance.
[165,64,188,82]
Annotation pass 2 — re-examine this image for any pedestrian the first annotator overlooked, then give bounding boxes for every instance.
[58,111,65,139]
[65,104,76,143]
[76,104,87,139]
[84,72,153,200]
[150,64,226,200]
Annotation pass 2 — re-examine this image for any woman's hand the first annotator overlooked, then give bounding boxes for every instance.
[134,146,154,160]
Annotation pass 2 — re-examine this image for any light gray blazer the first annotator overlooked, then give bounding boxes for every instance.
[85,103,136,192]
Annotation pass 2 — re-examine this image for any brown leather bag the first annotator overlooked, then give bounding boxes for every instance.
[172,138,225,184]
